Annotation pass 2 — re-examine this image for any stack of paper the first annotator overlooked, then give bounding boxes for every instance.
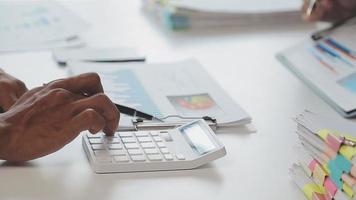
[142,0,303,30]
[0,1,89,52]
[67,59,252,132]
[290,111,356,200]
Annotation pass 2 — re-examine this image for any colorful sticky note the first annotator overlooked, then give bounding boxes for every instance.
[324,178,338,197]
[303,183,326,200]
[313,165,327,186]
[339,145,356,161]
[326,134,342,152]
[342,183,354,198]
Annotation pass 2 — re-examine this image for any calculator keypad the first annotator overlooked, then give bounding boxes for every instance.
[87,131,180,163]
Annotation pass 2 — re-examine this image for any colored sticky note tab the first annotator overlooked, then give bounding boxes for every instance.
[303,183,326,200]
[328,160,344,189]
[309,159,319,172]
[318,129,330,140]
[343,183,354,198]
[313,165,327,186]
[339,145,356,161]
[334,154,352,173]
[324,178,338,197]
[312,192,327,200]
[326,134,342,152]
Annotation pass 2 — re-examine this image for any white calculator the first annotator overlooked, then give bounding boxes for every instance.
[82,119,226,173]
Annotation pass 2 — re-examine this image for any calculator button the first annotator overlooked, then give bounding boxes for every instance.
[110,149,126,156]
[137,137,152,143]
[140,142,156,149]
[106,138,120,144]
[124,143,140,149]
[94,150,109,157]
[152,136,163,142]
[89,138,103,144]
[91,144,106,150]
[147,154,162,161]
[156,142,166,148]
[135,132,149,137]
[119,132,134,137]
[131,155,146,162]
[95,157,112,163]
[176,154,186,160]
[150,131,160,136]
[160,132,173,142]
[87,133,102,138]
[160,148,170,154]
[109,143,123,150]
[122,137,136,143]
[164,154,174,161]
[144,148,159,155]
[114,155,129,162]
[128,149,143,155]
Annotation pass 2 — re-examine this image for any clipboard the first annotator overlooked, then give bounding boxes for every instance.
[117,116,218,132]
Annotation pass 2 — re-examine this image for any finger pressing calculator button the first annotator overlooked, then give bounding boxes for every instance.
[156,142,166,148]
[160,148,170,154]
[110,149,126,156]
[147,154,162,161]
[135,132,149,137]
[87,133,102,138]
[140,142,155,149]
[114,155,129,163]
[91,144,106,150]
[137,137,152,143]
[106,138,120,144]
[119,132,133,137]
[144,148,159,155]
[124,143,140,149]
[128,149,143,155]
[94,150,109,157]
[109,143,123,150]
[131,155,146,162]
[122,137,136,143]
[175,154,186,160]
[89,138,103,144]
[163,154,174,161]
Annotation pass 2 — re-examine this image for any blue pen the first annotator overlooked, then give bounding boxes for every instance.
[315,43,354,68]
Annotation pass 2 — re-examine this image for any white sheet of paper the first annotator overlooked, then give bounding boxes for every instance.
[0,1,89,51]
[52,47,145,64]
[278,23,356,113]
[169,0,302,13]
[67,59,251,127]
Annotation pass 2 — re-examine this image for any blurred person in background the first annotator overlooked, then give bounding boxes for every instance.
[302,0,356,22]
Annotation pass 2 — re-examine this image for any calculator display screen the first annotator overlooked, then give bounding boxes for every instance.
[180,122,216,155]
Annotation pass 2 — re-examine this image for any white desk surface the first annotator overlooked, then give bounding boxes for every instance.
[0,1,346,199]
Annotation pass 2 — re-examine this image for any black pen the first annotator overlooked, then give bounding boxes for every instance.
[312,16,356,41]
[115,103,163,122]
[81,92,162,121]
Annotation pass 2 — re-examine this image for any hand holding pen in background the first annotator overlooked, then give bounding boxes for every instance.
[302,0,356,23]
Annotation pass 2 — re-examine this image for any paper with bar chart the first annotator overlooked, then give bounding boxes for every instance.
[67,59,251,129]
[277,22,356,117]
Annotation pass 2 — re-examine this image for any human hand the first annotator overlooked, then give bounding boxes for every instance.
[0,69,28,112]
[302,0,356,22]
[0,73,119,162]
